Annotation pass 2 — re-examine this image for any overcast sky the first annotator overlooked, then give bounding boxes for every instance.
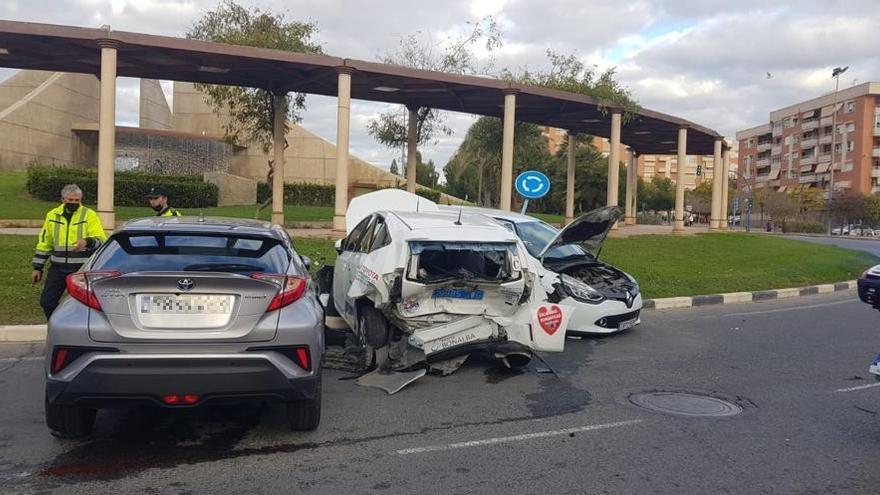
[3,0,879,174]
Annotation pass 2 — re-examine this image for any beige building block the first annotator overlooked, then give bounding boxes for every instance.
[204,172,257,206]
[139,79,172,130]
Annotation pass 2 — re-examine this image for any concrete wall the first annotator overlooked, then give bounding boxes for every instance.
[139,79,172,130]
[204,171,257,206]
[172,82,405,188]
[0,70,100,170]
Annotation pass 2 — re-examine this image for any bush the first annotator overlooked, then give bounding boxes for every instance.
[257,182,335,206]
[782,221,825,234]
[636,213,667,225]
[26,166,217,208]
[256,182,444,206]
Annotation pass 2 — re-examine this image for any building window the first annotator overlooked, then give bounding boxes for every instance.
[747,138,754,148]
[845,100,856,113]
[848,141,855,152]
[843,161,854,172]
[846,122,855,132]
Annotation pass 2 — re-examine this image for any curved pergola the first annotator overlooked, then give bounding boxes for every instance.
[0,20,732,232]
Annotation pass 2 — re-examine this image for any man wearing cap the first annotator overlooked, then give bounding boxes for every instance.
[32,184,107,318]
[146,186,182,217]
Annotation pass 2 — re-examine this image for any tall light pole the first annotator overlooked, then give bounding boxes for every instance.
[828,66,848,234]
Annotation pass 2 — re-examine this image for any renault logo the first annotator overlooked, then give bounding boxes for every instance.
[177,279,194,291]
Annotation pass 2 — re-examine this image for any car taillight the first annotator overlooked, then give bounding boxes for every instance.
[285,346,311,372]
[65,271,122,311]
[250,274,307,311]
[50,347,89,374]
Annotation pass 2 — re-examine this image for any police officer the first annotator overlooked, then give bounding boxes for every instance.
[146,186,181,217]
[32,184,107,319]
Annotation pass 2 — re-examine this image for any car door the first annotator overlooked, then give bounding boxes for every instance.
[333,215,373,324]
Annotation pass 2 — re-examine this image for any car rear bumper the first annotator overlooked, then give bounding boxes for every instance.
[46,354,319,408]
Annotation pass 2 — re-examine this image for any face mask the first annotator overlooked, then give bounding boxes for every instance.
[64,203,79,214]
[151,204,164,212]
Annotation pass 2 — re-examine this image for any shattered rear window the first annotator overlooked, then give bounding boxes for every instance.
[407,242,520,284]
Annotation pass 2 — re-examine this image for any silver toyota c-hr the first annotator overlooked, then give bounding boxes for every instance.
[44,217,324,438]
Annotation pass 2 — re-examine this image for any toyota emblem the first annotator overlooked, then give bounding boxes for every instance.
[177,279,194,291]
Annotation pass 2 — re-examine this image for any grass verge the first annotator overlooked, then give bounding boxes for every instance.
[0,233,873,325]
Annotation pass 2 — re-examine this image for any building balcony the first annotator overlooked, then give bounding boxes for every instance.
[756,158,770,168]
[872,168,880,178]
[821,116,833,127]
[819,134,833,145]
[799,174,818,184]
[771,145,782,155]
[874,148,880,158]
[802,120,819,131]
[801,137,818,147]
[757,142,773,153]
[874,125,880,136]
[801,155,817,165]
[772,126,783,137]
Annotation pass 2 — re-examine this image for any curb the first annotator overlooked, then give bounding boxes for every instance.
[642,280,857,311]
[0,280,860,342]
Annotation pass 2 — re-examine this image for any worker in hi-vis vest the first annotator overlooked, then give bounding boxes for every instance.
[146,185,182,217]
[32,184,107,318]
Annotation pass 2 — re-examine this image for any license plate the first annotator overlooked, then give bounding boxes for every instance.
[432,288,484,300]
[139,294,233,314]
[618,317,638,330]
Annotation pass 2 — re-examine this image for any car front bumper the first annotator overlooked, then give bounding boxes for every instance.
[563,294,643,334]
[46,352,319,408]
[857,277,880,308]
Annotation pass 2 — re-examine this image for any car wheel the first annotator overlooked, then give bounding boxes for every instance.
[286,370,322,431]
[45,392,96,439]
[358,305,390,348]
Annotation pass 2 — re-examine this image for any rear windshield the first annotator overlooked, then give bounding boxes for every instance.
[407,241,519,284]
[91,233,290,274]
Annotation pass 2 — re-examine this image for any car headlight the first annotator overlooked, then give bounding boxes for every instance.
[560,274,605,303]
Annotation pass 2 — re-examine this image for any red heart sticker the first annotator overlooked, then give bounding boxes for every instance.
[537,305,563,335]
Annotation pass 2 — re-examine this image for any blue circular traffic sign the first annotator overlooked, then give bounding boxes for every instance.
[515,170,550,199]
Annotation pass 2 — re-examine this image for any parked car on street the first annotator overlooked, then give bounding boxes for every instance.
[324,190,570,390]
[441,205,641,334]
[45,217,324,438]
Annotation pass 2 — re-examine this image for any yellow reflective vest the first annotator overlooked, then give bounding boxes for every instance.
[157,207,181,217]
[33,204,107,271]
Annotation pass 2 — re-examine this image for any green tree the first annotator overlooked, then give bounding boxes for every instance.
[686,181,713,215]
[187,0,322,213]
[367,17,502,152]
[418,158,440,189]
[389,159,400,176]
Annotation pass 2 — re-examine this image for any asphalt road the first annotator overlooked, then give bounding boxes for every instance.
[2,290,879,494]
[782,234,880,258]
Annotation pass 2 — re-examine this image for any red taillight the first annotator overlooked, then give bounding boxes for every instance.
[51,348,69,374]
[162,394,200,405]
[250,274,307,311]
[65,271,122,311]
[289,347,311,372]
[162,394,180,405]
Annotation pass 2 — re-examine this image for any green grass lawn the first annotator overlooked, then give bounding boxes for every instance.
[528,212,564,225]
[1,232,874,325]
[0,171,333,223]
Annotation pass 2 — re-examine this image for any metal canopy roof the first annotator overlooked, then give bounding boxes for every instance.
[0,20,723,154]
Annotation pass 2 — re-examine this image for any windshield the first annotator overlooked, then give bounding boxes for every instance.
[91,233,291,274]
[513,221,586,259]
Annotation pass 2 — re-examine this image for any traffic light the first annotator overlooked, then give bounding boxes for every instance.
[696,165,702,177]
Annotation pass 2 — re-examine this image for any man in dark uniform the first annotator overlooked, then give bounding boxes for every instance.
[146,186,182,216]
[32,184,107,318]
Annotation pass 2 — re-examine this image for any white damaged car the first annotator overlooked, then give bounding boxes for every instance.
[323,190,572,391]
[441,205,642,335]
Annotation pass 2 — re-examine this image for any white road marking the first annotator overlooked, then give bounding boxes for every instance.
[395,419,644,455]
[833,382,880,393]
[0,356,43,363]
[721,299,857,318]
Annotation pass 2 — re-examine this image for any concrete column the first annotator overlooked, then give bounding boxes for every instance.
[721,147,731,230]
[709,138,724,230]
[624,148,636,225]
[565,132,576,225]
[406,106,418,193]
[96,40,119,230]
[607,110,622,231]
[673,126,688,233]
[271,92,286,226]
[332,68,353,234]
[499,90,517,211]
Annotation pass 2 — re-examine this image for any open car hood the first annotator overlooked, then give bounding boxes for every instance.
[346,189,440,233]
[537,206,623,260]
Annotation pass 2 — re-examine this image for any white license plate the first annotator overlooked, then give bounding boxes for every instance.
[618,317,638,331]
[139,294,233,314]
[427,331,480,354]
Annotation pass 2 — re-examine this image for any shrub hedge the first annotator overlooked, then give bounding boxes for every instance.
[782,221,825,234]
[256,181,444,206]
[26,166,217,207]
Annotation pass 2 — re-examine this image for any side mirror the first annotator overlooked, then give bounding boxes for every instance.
[334,239,343,254]
[300,255,311,270]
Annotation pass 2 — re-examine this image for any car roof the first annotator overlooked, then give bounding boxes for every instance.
[115,216,287,240]
[438,205,542,224]
[389,210,508,231]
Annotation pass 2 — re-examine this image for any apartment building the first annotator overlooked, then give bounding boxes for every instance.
[736,82,880,197]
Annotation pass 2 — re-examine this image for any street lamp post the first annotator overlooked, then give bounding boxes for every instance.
[828,66,848,234]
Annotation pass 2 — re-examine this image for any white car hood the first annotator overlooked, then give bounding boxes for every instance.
[537,206,623,259]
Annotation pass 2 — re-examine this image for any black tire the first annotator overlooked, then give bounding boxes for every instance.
[45,393,96,439]
[358,305,390,348]
[286,371,322,431]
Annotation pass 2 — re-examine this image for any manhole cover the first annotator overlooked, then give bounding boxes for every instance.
[628,391,743,417]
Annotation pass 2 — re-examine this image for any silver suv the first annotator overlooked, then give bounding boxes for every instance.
[44,217,324,438]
